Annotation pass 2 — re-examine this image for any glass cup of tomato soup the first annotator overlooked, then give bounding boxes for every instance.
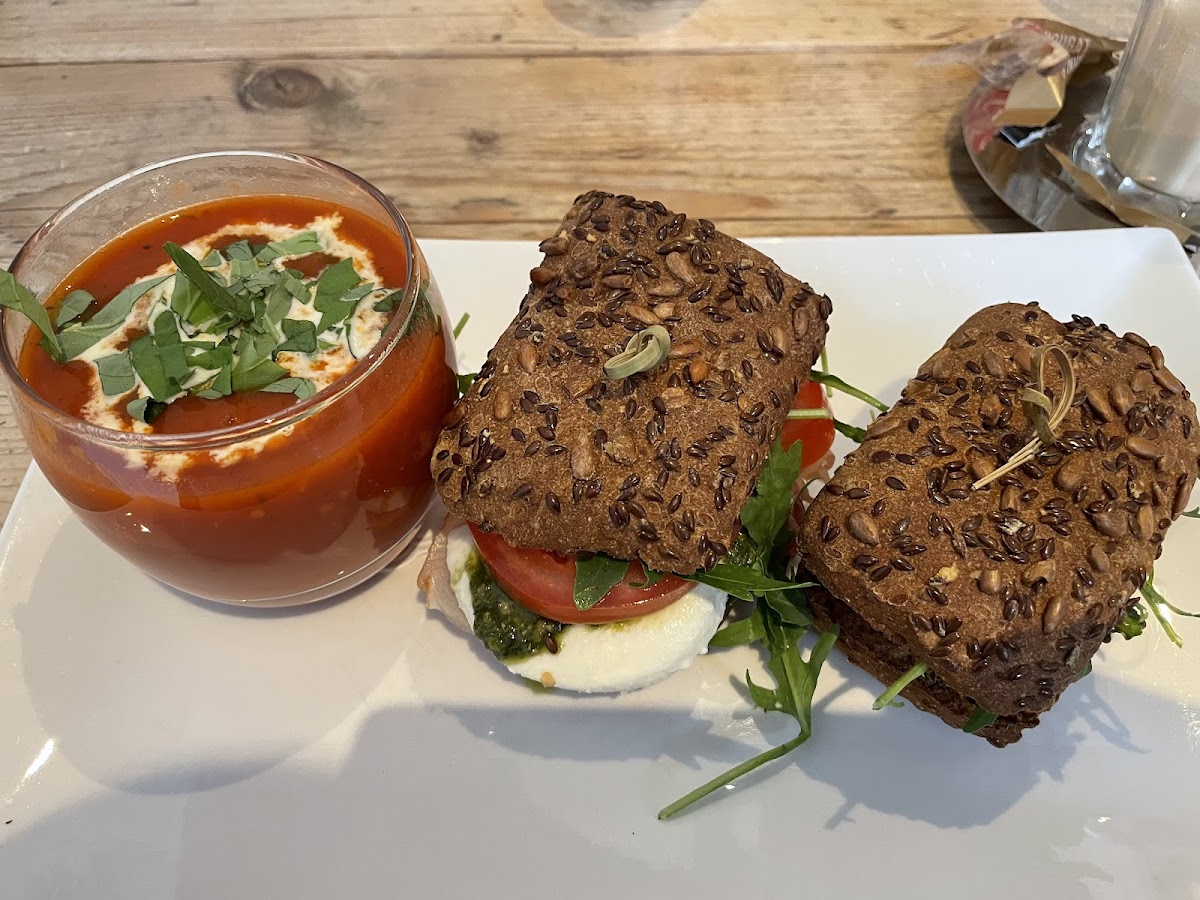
[0,151,458,605]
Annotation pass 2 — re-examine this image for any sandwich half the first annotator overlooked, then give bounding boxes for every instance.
[797,302,1200,744]
[420,190,831,692]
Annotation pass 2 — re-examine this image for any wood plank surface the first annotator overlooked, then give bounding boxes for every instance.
[0,0,1057,524]
[0,0,1052,63]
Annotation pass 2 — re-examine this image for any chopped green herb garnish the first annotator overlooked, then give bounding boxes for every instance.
[230,329,287,393]
[373,290,403,314]
[95,351,134,397]
[127,396,166,424]
[261,376,316,400]
[0,270,63,361]
[276,318,318,355]
[256,230,321,262]
[54,290,94,327]
[313,257,362,333]
[164,242,250,321]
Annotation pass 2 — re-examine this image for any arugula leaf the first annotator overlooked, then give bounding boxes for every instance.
[708,607,766,648]
[453,312,470,338]
[95,351,134,396]
[628,569,664,589]
[127,396,166,425]
[164,241,252,321]
[962,707,998,734]
[260,376,316,400]
[1139,572,1195,648]
[313,257,362,333]
[276,318,318,354]
[1183,508,1198,519]
[256,230,322,262]
[691,563,811,603]
[56,275,171,360]
[807,369,888,412]
[1116,604,1147,640]
[834,419,867,443]
[55,290,94,327]
[573,554,629,611]
[0,270,64,361]
[763,590,812,627]
[658,621,839,820]
[872,661,928,710]
[740,437,803,558]
[457,371,477,397]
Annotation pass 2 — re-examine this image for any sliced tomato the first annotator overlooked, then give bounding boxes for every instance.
[468,524,695,624]
[780,379,835,470]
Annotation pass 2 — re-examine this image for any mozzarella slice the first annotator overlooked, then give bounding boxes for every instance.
[444,526,727,694]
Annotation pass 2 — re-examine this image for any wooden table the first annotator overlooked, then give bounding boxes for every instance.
[0,0,1095,524]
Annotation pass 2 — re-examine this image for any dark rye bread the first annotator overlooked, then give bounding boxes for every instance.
[807,588,1037,746]
[432,190,831,575]
[799,302,1200,735]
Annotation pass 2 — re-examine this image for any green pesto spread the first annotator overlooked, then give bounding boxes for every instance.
[466,552,565,662]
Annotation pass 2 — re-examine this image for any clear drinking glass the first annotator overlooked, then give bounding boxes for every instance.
[1075,0,1200,227]
[0,151,458,606]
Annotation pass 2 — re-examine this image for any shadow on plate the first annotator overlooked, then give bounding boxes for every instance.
[544,0,704,37]
[0,675,1190,900]
[10,515,434,795]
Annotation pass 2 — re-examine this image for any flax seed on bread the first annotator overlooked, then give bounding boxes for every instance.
[798,302,1200,741]
[432,191,831,575]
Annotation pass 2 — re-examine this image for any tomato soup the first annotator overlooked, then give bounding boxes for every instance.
[15,195,457,602]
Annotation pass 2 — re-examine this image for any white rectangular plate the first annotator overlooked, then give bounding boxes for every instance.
[1,230,1198,900]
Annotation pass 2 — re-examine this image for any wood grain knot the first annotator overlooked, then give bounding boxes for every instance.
[238,66,333,111]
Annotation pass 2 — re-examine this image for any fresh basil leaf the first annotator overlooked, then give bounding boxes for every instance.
[0,270,64,361]
[56,275,170,360]
[256,230,322,262]
[691,562,811,603]
[962,707,998,734]
[95,351,134,396]
[276,318,318,354]
[313,257,361,333]
[807,370,888,412]
[164,242,252,321]
[573,554,629,611]
[127,396,166,424]
[260,376,316,400]
[741,437,803,559]
[129,334,176,401]
[55,290,94,327]
[628,568,664,589]
[708,608,765,648]
[152,310,190,384]
[764,590,812,627]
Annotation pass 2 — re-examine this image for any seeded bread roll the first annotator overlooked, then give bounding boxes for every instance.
[433,190,831,575]
[799,302,1199,740]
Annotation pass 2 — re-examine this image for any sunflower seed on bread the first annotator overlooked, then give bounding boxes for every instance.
[432,190,832,575]
[798,302,1200,743]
